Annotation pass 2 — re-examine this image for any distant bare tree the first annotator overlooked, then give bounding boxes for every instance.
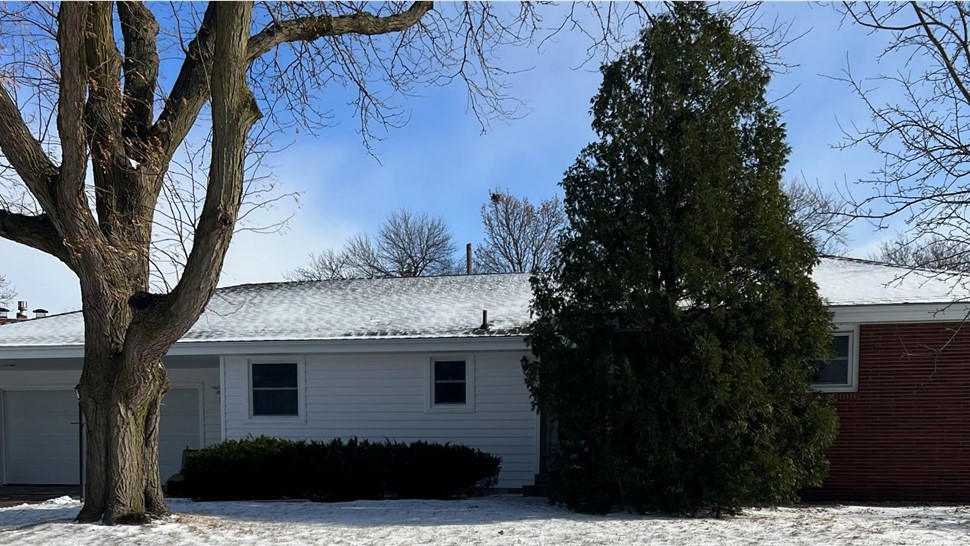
[872,234,970,272]
[347,210,458,277]
[285,249,349,281]
[476,189,566,273]
[0,274,13,304]
[291,210,457,279]
[782,178,850,255]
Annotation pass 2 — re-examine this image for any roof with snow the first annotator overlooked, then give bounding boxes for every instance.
[0,274,534,347]
[0,257,968,348]
[813,256,970,306]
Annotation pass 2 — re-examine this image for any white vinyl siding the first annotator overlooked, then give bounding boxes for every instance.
[222,351,537,488]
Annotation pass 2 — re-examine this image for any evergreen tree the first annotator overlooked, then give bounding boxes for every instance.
[526,4,838,515]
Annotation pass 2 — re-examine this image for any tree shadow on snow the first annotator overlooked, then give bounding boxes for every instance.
[0,505,80,532]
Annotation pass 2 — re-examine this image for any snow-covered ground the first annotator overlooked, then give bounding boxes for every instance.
[1,495,968,545]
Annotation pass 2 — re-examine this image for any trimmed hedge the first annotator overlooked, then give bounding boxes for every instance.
[180,436,502,501]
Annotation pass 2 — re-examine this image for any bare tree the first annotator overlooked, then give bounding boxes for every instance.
[839,2,970,273]
[285,248,349,282]
[291,210,458,280]
[0,1,565,525]
[0,274,13,304]
[352,210,457,277]
[871,233,970,272]
[476,189,566,273]
[782,178,850,255]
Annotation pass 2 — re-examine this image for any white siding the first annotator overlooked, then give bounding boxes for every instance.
[222,351,538,488]
[0,364,222,484]
[169,368,222,448]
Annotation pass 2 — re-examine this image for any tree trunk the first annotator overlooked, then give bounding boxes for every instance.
[74,284,171,524]
[68,1,259,525]
[76,352,170,523]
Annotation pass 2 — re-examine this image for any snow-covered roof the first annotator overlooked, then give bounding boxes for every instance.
[814,256,970,306]
[0,273,534,347]
[0,257,968,348]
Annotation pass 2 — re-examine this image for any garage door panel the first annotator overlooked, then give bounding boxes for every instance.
[3,391,79,485]
[4,388,202,485]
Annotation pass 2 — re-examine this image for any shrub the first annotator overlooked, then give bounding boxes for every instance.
[180,437,501,501]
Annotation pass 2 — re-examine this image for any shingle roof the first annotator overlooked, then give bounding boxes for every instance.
[0,257,968,348]
[0,273,534,347]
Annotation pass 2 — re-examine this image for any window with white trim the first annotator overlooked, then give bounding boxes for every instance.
[811,331,857,392]
[428,357,475,411]
[250,362,299,416]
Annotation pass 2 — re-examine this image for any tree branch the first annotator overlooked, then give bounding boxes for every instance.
[0,86,59,209]
[118,1,160,160]
[0,210,70,265]
[157,0,262,336]
[911,1,970,107]
[84,2,126,165]
[147,2,434,168]
[56,2,89,203]
[145,3,217,166]
[85,1,134,236]
[246,1,435,61]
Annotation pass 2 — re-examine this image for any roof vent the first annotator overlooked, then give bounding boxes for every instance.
[33,308,48,319]
[16,301,27,320]
[481,309,489,330]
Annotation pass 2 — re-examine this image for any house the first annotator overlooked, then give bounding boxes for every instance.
[0,257,968,501]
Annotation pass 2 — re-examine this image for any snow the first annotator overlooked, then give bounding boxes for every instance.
[813,257,970,307]
[1,496,968,545]
[0,273,534,347]
[2,257,970,349]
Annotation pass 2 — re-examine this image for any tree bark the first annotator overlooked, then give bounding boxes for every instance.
[76,352,170,524]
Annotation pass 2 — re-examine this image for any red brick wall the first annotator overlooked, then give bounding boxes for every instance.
[804,322,970,502]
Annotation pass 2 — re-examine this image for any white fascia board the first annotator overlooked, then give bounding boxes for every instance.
[0,345,83,359]
[168,336,530,356]
[830,302,970,325]
[0,336,530,360]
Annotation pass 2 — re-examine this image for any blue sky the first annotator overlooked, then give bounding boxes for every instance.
[0,2,908,313]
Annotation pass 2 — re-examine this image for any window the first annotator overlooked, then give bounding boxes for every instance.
[812,331,857,392]
[433,360,467,405]
[428,357,475,411]
[251,362,299,416]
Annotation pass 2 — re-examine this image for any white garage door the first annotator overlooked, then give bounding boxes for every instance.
[3,388,201,485]
[2,390,80,484]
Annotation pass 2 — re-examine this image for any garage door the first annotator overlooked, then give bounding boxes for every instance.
[3,388,201,485]
[2,390,80,484]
